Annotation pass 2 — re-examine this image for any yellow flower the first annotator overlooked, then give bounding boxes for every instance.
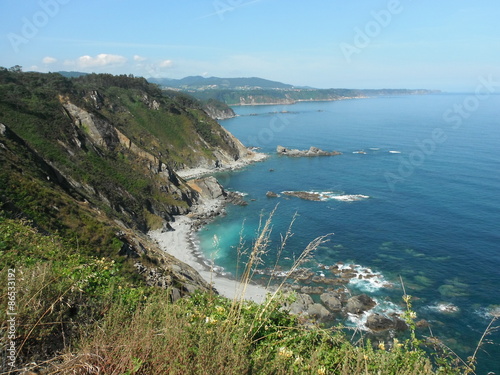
[392,338,403,350]
[378,342,386,351]
[317,366,327,375]
[278,346,293,358]
[205,316,217,324]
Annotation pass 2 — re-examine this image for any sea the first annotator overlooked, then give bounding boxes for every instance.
[197,94,500,373]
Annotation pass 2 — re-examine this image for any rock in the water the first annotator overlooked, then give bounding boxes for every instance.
[345,294,376,314]
[366,313,408,332]
[266,191,279,198]
[366,313,394,332]
[276,145,341,157]
[282,191,322,201]
[320,292,342,312]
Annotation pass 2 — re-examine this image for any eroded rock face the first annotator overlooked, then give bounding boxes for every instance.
[320,292,342,312]
[189,176,226,200]
[345,294,376,315]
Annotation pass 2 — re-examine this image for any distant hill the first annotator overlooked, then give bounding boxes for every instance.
[149,76,440,106]
[148,76,294,90]
[56,71,89,78]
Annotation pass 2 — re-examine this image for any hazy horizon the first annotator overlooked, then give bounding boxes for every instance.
[2,0,499,92]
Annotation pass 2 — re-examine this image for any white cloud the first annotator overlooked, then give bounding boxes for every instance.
[159,59,173,68]
[65,54,127,69]
[133,55,147,62]
[42,56,57,64]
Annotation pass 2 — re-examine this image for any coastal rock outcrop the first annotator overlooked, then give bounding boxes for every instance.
[266,191,279,198]
[282,191,323,201]
[345,294,376,315]
[365,313,408,332]
[277,145,341,157]
[320,292,342,312]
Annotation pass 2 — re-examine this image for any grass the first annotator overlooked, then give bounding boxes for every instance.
[4,212,492,375]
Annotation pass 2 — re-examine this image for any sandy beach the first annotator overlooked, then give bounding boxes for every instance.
[149,208,270,304]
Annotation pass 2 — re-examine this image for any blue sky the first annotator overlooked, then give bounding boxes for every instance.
[1,0,499,91]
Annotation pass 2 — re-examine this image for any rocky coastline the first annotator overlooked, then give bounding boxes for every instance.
[151,169,408,333]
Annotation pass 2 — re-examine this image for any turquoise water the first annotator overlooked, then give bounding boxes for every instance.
[198,95,500,372]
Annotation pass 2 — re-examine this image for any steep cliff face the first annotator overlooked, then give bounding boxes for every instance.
[0,71,251,225]
[0,70,252,293]
[201,99,236,120]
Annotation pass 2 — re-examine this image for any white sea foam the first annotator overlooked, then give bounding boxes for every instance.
[474,306,500,320]
[427,302,460,314]
[346,298,403,331]
[347,265,392,293]
[389,150,401,154]
[318,192,370,202]
[330,194,370,202]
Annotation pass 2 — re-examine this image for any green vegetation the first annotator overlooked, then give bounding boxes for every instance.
[0,215,471,374]
[187,88,438,106]
[0,68,490,374]
[0,68,241,237]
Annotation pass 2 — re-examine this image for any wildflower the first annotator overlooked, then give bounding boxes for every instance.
[278,346,293,358]
[409,311,417,319]
[392,338,403,349]
[215,305,225,313]
[294,356,303,365]
[378,342,386,351]
[317,366,327,375]
[205,316,217,324]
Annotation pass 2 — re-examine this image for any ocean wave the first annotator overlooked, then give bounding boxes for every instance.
[330,194,370,202]
[389,150,401,154]
[346,299,403,331]
[474,306,500,320]
[426,302,460,314]
[300,191,370,202]
[342,264,393,292]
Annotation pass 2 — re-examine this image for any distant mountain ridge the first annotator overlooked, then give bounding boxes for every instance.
[147,76,440,106]
[148,76,294,90]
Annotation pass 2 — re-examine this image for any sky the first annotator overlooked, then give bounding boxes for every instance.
[1,0,499,91]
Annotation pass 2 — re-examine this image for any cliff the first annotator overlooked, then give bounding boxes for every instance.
[0,69,255,294]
